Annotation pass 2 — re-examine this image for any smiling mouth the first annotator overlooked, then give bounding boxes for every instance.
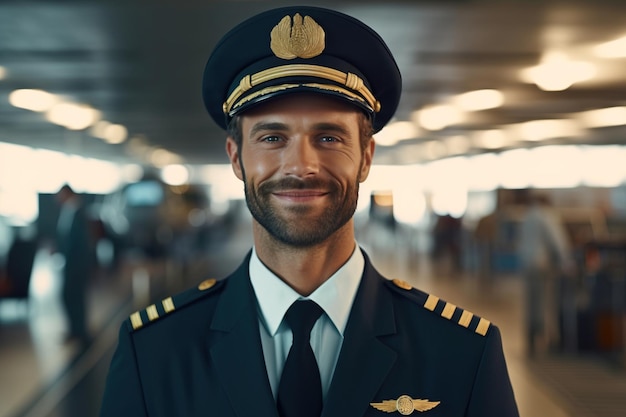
[272,189,329,202]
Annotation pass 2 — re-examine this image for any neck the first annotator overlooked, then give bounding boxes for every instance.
[253,220,356,296]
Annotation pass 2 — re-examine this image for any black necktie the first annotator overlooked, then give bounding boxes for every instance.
[277,300,324,417]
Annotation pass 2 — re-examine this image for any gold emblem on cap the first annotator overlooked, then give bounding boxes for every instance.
[370,395,440,414]
[198,278,217,291]
[271,13,325,59]
[392,279,412,290]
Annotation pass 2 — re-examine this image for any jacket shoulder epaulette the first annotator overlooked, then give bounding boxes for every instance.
[385,278,491,337]
[125,278,225,332]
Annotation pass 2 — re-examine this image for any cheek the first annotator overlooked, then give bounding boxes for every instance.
[241,150,278,182]
[326,163,361,187]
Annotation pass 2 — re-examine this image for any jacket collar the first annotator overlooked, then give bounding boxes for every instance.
[209,252,280,417]
[208,250,398,417]
[322,251,397,417]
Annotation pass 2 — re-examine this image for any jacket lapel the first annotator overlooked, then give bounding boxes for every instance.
[322,254,397,417]
[208,255,279,417]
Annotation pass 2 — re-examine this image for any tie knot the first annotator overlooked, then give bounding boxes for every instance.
[284,300,323,342]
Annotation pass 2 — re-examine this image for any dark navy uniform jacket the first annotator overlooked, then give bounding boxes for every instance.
[100,250,519,417]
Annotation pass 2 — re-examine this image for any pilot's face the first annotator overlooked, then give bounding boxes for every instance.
[226,93,374,247]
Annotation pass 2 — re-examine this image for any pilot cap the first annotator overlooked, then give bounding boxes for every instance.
[202,6,402,133]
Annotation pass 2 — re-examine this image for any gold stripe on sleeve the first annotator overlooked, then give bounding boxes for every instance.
[146,304,159,321]
[130,311,143,330]
[162,297,175,313]
[424,295,439,311]
[475,318,491,336]
[458,310,473,328]
[441,303,457,320]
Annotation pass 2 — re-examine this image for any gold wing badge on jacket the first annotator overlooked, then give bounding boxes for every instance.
[370,395,440,415]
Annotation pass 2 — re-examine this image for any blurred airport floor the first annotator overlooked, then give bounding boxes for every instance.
[1,220,625,417]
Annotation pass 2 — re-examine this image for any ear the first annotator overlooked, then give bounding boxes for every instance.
[359,138,375,182]
[225,137,244,181]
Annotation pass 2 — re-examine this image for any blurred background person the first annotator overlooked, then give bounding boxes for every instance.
[55,184,93,347]
[431,213,463,274]
[517,192,575,356]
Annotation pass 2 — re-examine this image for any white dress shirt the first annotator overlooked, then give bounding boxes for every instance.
[249,245,364,400]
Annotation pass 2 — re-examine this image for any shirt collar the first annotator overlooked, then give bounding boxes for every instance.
[249,245,364,337]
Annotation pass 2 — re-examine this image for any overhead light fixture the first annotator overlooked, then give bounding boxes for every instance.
[452,89,504,111]
[520,51,596,91]
[472,129,509,149]
[594,35,626,58]
[102,124,128,144]
[9,89,58,112]
[515,119,583,141]
[373,121,419,146]
[0,66,6,79]
[414,104,463,131]
[91,120,128,144]
[577,106,626,128]
[161,164,189,186]
[45,102,101,130]
[150,148,182,167]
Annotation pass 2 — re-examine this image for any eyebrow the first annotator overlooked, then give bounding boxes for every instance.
[249,122,289,137]
[312,122,351,136]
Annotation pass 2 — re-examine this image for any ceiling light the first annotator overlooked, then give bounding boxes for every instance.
[521,51,596,91]
[374,121,418,146]
[9,89,58,112]
[90,120,111,138]
[453,89,504,111]
[415,104,463,131]
[45,102,101,130]
[577,106,626,128]
[0,66,6,79]
[150,148,182,167]
[161,164,189,186]
[594,35,626,58]
[103,124,128,144]
[472,129,509,149]
[516,119,583,141]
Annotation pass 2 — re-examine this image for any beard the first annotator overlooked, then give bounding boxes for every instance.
[241,167,361,248]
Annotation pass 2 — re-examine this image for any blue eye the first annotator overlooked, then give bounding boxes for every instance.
[262,135,281,142]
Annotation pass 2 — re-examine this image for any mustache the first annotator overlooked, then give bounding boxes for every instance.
[257,177,337,194]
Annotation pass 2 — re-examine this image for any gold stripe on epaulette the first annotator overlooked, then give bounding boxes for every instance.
[146,304,159,321]
[459,310,473,328]
[162,297,175,313]
[441,302,456,319]
[130,311,143,330]
[198,278,217,291]
[392,279,412,290]
[475,317,491,336]
[424,295,439,311]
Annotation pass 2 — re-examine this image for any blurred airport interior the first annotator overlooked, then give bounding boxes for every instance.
[2,0,626,416]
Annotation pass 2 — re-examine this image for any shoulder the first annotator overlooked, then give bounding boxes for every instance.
[124,277,226,333]
[383,278,492,338]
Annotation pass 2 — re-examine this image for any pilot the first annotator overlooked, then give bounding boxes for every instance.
[100,6,520,417]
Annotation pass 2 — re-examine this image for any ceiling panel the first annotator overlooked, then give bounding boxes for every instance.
[1,0,625,165]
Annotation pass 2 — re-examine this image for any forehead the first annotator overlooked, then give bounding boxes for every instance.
[240,93,362,127]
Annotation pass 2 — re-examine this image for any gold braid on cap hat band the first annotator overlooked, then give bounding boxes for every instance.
[222,64,381,115]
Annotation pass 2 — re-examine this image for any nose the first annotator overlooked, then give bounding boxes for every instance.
[282,138,319,178]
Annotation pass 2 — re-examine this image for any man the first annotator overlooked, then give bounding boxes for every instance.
[56,184,92,346]
[100,6,519,416]
[518,192,574,355]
